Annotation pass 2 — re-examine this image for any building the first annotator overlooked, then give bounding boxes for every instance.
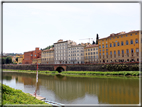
[32,58,41,64]
[98,30,140,63]
[17,54,24,64]
[41,48,54,64]
[84,44,99,63]
[54,39,76,64]
[11,56,17,63]
[68,44,84,64]
[22,47,41,64]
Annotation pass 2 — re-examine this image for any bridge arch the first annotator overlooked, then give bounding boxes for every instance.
[56,67,64,73]
[54,65,66,73]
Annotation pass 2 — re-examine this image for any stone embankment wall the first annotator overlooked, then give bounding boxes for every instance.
[2,62,139,71]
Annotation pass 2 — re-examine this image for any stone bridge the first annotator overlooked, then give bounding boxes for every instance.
[54,65,67,73]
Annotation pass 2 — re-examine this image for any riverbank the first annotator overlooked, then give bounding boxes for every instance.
[2,84,51,105]
[3,69,140,77]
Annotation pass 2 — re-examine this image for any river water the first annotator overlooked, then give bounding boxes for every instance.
[3,72,139,105]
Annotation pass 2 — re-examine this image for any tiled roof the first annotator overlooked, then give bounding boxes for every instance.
[85,44,98,48]
[99,30,140,40]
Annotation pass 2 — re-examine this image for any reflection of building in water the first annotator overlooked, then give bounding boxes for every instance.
[97,79,139,104]
[41,77,99,101]
[41,76,139,104]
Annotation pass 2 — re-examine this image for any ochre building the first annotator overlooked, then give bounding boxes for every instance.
[98,30,140,63]
[84,44,98,63]
[41,48,54,64]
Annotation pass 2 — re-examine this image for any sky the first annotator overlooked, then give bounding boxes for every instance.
[3,2,140,54]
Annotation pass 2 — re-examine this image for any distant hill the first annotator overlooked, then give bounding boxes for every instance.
[3,53,23,56]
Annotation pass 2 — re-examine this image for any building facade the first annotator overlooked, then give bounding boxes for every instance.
[41,48,54,64]
[84,44,98,63]
[68,44,84,64]
[17,55,24,64]
[32,58,41,64]
[54,39,76,64]
[22,47,41,64]
[98,30,140,63]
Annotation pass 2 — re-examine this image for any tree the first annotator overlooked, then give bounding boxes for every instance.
[96,34,99,44]
[16,57,18,62]
[5,57,12,64]
[92,41,96,44]
[2,57,6,64]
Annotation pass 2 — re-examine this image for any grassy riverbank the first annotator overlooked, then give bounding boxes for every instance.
[2,84,51,105]
[3,69,140,77]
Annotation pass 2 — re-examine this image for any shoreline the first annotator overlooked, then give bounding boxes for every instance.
[3,69,140,79]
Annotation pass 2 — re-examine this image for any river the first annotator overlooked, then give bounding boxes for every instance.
[3,72,139,105]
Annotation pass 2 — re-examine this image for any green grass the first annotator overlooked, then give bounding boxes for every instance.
[2,84,51,105]
[3,69,140,77]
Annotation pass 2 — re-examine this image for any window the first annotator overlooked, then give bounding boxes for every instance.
[106,44,108,48]
[103,53,104,55]
[99,53,101,55]
[126,49,129,53]
[131,40,133,44]
[94,52,95,54]
[106,52,108,55]
[121,41,124,46]
[91,52,92,55]
[126,35,127,37]
[122,50,124,54]
[110,38,111,40]
[136,48,139,52]
[135,33,137,35]
[126,40,128,45]
[96,48,98,50]
[121,36,123,38]
[91,49,92,51]
[94,56,95,58]
[118,50,120,54]
[117,42,120,46]
[131,49,134,53]
[113,43,116,47]
[93,48,95,50]
[35,55,36,57]
[102,45,104,48]
[99,46,101,49]
[106,49,108,51]
[88,49,90,51]
[114,51,116,54]
[114,37,115,39]
[131,34,132,36]
[110,51,112,55]
[135,39,138,43]
[96,52,98,54]
[103,49,104,51]
[110,43,112,47]
[100,50,101,52]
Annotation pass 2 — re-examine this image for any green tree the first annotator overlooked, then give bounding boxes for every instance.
[5,57,12,64]
[92,41,95,44]
[16,57,18,62]
[96,34,99,44]
[2,57,6,64]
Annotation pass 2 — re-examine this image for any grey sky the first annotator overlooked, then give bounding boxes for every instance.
[3,3,140,53]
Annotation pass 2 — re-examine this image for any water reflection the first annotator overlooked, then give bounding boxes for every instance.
[3,72,139,104]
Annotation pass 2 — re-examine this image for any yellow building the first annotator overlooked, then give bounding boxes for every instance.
[84,44,98,63]
[98,30,140,63]
[17,55,24,64]
[41,48,54,64]
[12,56,17,63]
[32,58,41,64]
